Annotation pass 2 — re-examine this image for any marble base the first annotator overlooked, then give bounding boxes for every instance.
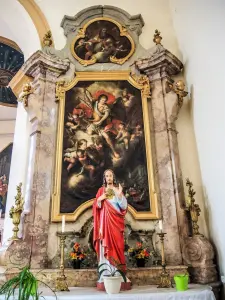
[97,281,132,291]
[1,266,188,288]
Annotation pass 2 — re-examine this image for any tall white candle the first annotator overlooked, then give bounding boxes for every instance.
[62,215,65,233]
[159,220,163,231]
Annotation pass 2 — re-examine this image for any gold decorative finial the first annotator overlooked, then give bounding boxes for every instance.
[185,178,201,236]
[153,30,162,45]
[18,82,34,107]
[9,183,24,240]
[43,30,53,47]
[167,80,188,108]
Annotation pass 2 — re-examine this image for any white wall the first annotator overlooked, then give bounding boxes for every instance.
[0,0,40,59]
[35,0,178,52]
[0,120,15,151]
[170,0,225,276]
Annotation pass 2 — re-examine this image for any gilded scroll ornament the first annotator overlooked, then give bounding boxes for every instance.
[18,82,34,107]
[185,178,201,236]
[131,73,151,98]
[9,183,24,240]
[56,81,66,102]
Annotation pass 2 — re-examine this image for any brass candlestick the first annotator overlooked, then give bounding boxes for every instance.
[55,234,69,291]
[157,232,172,288]
[9,183,24,240]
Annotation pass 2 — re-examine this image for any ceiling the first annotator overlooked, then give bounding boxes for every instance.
[0,37,24,107]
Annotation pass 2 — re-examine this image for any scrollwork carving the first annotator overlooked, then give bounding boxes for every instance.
[131,73,151,98]
[182,235,218,283]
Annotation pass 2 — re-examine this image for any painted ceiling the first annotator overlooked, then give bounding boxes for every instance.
[0,39,24,106]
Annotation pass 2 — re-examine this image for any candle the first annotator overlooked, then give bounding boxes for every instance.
[159,220,163,231]
[62,215,65,233]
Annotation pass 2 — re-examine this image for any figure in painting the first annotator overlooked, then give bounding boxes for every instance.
[115,122,131,150]
[83,89,120,158]
[0,174,8,216]
[93,169,128,282]
[74,21,132,63]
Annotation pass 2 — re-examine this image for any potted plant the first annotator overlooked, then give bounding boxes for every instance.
[97,261,127,294]
[128,242,151,267]
[0,266,56,300]
[70,242,86,269]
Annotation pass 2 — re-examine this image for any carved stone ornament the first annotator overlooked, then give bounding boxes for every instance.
[182,235,218,284]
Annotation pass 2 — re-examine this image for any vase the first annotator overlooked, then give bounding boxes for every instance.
[136,259,145,267]
[72,260,81,269]
[103,276,122,294]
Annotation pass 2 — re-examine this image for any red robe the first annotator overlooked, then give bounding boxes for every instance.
[93,186,127,270]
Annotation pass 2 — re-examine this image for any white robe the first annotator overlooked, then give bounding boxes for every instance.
[97,192,127,282]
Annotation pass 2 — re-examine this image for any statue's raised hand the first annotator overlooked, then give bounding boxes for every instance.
[118,183,123,195]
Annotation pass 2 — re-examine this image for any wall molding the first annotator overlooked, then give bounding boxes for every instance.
[17,0,53,47]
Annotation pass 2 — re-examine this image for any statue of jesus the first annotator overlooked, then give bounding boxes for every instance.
[93,169,128,282]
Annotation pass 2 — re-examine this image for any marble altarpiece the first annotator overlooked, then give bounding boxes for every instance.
[0,5,220,297]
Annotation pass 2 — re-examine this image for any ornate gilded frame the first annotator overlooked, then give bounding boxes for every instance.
[70,17,135,66]
[52,71,159,222]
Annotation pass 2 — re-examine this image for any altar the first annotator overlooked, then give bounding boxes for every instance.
[1,285,214,300]
[0,4,221,300]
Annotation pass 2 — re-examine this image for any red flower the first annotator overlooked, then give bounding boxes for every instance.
[136,242,142,249]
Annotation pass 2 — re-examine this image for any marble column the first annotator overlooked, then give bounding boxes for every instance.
[4,51,69,269]
[136,46,190,265]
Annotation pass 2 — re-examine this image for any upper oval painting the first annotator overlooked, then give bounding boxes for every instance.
[71,17,135,66]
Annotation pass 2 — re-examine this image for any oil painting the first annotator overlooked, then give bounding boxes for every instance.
[52,72,158,221]
[71,18,134,65]
[0,143,13,218]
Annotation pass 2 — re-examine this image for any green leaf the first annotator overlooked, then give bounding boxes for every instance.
[114,270,127,283]
[98,269,111,279]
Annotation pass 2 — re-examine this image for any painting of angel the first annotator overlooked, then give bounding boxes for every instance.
[60,80,151,215]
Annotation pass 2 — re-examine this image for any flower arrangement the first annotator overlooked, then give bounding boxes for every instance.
[70,242,86,269]
[128,242,151,267]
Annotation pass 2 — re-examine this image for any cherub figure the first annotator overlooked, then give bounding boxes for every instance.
[64,149,95,178]
[18,83,33,107]
[115,123,130,150]
[131,124,143,141]
[79,88,120,158]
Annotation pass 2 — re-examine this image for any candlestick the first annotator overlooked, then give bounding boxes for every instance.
[157,232,172,288]
[55,234,69,291]
[158,220,163,231]
[62,215,65,233]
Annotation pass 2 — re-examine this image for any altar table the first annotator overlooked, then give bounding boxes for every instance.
[1,284,214,300]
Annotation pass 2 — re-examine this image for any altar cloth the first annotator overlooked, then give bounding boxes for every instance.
[0,284,215,300]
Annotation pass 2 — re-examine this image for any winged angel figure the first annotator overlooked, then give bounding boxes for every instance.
[77,88,123,158]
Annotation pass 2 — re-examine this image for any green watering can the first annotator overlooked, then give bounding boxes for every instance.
[174,274,189,291]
